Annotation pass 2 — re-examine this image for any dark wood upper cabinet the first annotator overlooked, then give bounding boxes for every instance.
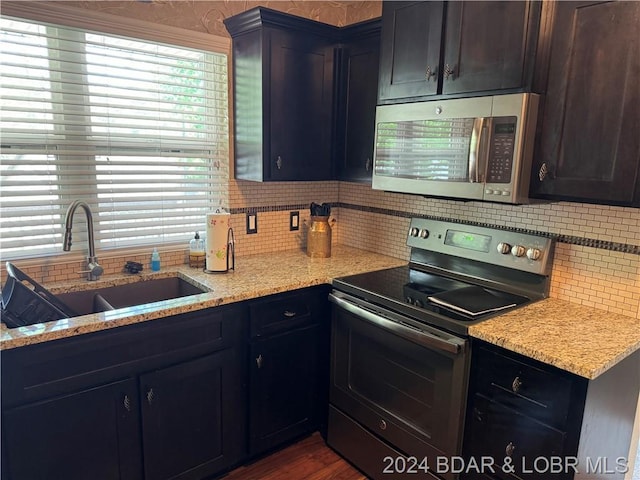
[530,1,640,206]
[224,8,337,181]
[333,19,381,183]
[443,1,540,95]
[378,1,444,101]
[378,1,541,103]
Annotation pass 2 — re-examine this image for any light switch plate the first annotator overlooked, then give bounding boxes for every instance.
[246,213,257,234]
[290,211,299,231]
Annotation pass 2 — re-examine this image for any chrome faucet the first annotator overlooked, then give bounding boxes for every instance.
[63,200,104,281]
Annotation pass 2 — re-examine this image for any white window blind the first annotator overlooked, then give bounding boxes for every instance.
[0,16,229,260]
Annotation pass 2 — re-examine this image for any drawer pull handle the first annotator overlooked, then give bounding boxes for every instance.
[505,442,515,457]
[256,354,263,369]
[512,376,522,393]
[283,310,296,318]
[379,419,387,430]
[146,388,155,405]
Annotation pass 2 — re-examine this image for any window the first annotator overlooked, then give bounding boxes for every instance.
[0,16,229,260]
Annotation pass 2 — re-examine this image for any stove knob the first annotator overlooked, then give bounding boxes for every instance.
[406,296,414,305]
[409,227,419,237]
[511,245,526,257]
[526,248,542,261]
[419,229,429,239]
[496,242,512,254]
[414,299,424,308]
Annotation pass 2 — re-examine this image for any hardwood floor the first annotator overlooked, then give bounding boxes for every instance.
[223,433,367,480]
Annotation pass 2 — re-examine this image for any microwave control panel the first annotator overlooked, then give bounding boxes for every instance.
[486,116,516,184]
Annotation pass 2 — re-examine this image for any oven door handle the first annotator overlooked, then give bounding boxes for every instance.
[329,292,464,355]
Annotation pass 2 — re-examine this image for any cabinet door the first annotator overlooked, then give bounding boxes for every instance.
[531,1,640,205]
[2,378,142,480]
[269,28,333,181]
[443,1,539,95]
[464,394,568,480]
[335,29,380,182]
[249,325,321,455]
[139,350,243,480]
[378,1,444,101]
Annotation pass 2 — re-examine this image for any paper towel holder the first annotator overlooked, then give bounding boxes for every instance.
[204,226,235,274]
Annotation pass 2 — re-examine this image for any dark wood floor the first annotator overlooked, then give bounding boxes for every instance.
[223,433,367,480]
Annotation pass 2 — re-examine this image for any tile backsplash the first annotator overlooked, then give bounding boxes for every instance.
[225,180,639,319]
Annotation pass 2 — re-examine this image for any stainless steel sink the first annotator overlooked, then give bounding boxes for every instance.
[56,277,207,316]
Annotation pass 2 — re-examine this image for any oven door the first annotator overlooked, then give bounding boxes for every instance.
[328,291,469,480]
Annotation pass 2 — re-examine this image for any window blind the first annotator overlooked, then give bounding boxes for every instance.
[0,17,229,260]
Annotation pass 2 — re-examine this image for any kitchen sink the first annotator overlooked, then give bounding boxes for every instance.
[56,277,208,316]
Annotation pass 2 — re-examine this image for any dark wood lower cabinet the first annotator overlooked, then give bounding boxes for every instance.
[247,286,330,457]
[1,304,247,480]
[463,341,640,480]
[3,378,142,480]
[1,288,330,480]
[249,324,322,455]
[140,350,244,480]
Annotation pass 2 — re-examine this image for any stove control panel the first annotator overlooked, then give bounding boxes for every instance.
[406,218,554,275]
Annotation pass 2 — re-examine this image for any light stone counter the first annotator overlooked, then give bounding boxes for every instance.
[0,245,405,350]
[469,298,640,379]
[3,248,639,381]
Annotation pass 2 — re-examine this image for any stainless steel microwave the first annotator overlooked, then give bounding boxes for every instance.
[372,93,539,204]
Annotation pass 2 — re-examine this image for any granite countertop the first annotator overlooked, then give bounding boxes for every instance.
[0,245,405,350]
[2,246,639,381]
[469,298,640,380]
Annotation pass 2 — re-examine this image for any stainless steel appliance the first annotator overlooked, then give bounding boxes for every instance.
[327,218,554,480]
[372,93,539,204]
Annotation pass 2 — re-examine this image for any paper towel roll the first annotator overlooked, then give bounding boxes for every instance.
[206,211,231,272]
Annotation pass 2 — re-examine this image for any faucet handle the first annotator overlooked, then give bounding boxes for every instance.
[87,262,104,277]
[78,258,104,281]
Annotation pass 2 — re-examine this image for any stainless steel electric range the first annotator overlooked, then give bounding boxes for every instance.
[327,218,555,480]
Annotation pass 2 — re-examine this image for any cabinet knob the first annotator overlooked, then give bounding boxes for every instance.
[146,388,155,405]
[473,407,484,423]
[443,63,455,80]
[505,442,516,457]
[276,156,283,170]
[365,157,371,172]
[123,394,131,412]
[425,65,436,81]
[512,376,522,393]
[379,419,387,430]
[256,354,263,369]
[538,162,548,181]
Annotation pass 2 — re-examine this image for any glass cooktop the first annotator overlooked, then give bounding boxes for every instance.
[332,266,529,336]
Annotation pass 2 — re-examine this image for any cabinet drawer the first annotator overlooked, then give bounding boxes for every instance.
[464,394,568,480]
[249,288,324,337]
[473,345,574,429]
[1,304,247,407]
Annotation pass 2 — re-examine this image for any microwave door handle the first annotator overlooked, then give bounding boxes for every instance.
[478,118,492,184]
[469,118,485,183]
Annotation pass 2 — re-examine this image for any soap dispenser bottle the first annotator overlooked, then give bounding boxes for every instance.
[151,247,161,271]
[189,232,205,268]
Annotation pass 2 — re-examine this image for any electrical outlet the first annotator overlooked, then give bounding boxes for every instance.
[246,213,257,234]
[290,211,299,231]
